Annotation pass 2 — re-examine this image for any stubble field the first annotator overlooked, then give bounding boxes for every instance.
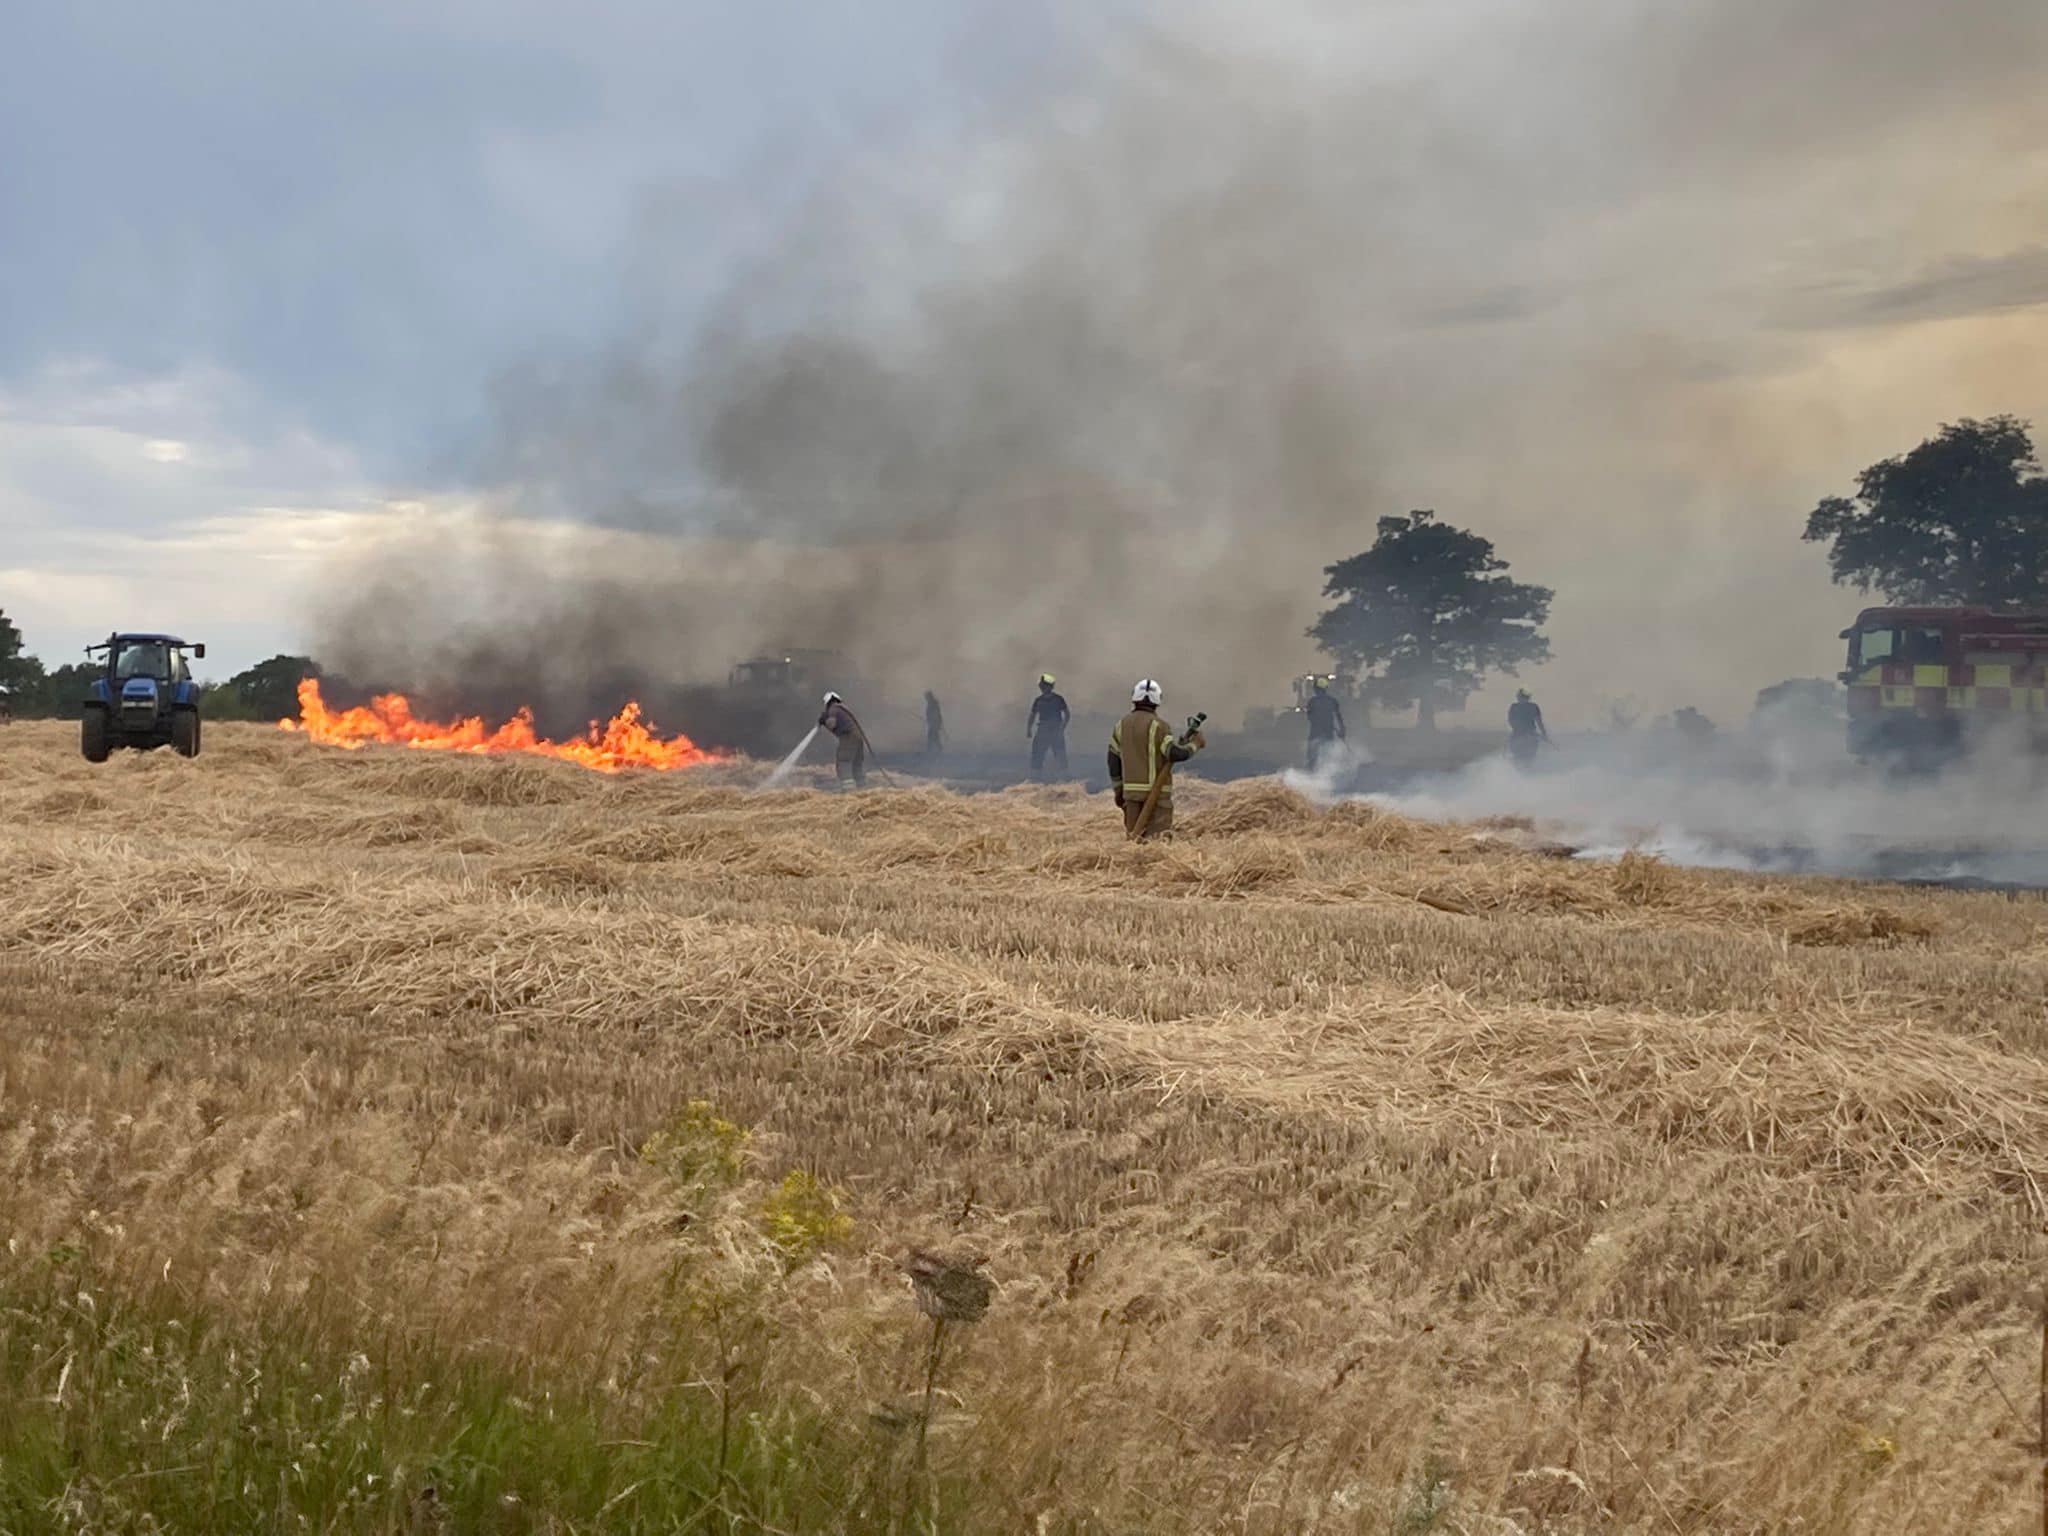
[1,720,2044,1533]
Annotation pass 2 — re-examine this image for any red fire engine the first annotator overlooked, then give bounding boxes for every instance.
[1841,606,2048,759]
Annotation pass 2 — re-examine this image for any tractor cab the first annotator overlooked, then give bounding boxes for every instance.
[729,656,799,692]
[727,647,846,695]
[82,632,207,762]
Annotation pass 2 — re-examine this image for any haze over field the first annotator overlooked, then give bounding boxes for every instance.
[3,0,2046,726]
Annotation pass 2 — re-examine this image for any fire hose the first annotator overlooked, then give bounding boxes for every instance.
[1127,711,1206,841]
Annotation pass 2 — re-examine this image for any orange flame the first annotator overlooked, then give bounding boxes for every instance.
[281,678,718,773]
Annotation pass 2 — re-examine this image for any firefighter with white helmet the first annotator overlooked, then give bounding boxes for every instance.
[1107,678,1204,839]
[818,690,866,788]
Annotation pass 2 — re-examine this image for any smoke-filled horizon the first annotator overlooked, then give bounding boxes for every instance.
[316,0,2048,736]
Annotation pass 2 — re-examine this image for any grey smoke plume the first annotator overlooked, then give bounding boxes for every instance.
[317,0,2048,739]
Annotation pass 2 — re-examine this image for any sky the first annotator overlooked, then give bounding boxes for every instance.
[2,0,2044,729]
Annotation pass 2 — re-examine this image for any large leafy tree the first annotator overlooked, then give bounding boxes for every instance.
[1310,510,1552,729]
[1803,416,2048,606]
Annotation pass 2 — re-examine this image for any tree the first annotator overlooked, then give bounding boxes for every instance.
[37,663,98,715]
[1751,677,1841,723]
[1670,706,1717,744]
[217,655,321,721]
[1803,416,2048,607]
[0,609,44,706]
[1309,510,1552,729]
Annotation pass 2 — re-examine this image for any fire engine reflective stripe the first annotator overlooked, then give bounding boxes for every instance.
[1978,687,2013,710]
[1913,665,1948,687]
[1977,663,2014,687]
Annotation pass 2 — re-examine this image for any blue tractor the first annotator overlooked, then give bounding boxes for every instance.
[80,633,207,762]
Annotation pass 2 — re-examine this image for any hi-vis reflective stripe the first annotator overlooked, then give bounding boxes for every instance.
[1111,715,1174,793]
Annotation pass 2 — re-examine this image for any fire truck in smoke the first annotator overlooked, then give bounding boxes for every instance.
[1840,606,2048,761]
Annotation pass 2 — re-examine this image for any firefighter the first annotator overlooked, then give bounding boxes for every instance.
[1507,688,1548,768]
[1304,676,1345,769]
[924,690,945,757]
[1027,673,1070,778]
[819,691,866,788]
[1108,678,1204,839]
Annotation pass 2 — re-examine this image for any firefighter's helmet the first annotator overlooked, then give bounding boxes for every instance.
[1131,678,1163,706]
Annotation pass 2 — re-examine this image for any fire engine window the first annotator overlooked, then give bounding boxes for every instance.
[1903,628,1945,662]
[1855,629,1897,664]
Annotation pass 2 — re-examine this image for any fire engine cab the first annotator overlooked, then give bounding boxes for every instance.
[1841,606,2048,761]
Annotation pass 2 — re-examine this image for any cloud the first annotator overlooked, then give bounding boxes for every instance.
[0,363,394,674]
[1781,248,2048,331]
[0,0,1082,477]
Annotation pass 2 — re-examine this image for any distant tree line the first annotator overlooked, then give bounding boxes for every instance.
[0,613,317,721]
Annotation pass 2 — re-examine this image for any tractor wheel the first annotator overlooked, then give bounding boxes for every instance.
[81,708,111,763]
[171,709,200,759]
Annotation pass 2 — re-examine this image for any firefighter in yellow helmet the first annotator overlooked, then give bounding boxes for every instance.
[1027,673,1070,778]
[1107,678,1204,839]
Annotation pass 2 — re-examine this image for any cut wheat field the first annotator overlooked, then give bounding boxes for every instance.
[2,720,2045,1533]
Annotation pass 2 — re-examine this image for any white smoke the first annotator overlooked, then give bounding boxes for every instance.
[1350,721,2048,885]
[1278,737,1370,801]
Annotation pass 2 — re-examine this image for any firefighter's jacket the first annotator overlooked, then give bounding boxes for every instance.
[819,701,863,761]
[1107,706,1197,801]
[1304,693,1345,740]
[1028,690,1070,738]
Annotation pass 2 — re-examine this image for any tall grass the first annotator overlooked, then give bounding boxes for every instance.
[0,1252,952,1533]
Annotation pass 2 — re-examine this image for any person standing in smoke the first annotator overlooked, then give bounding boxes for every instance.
[1304,676,1345,770]
[819,691,866,788]
[1027,673,1070,778]
[1507,688,1548,769]
[924,690,945,758]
